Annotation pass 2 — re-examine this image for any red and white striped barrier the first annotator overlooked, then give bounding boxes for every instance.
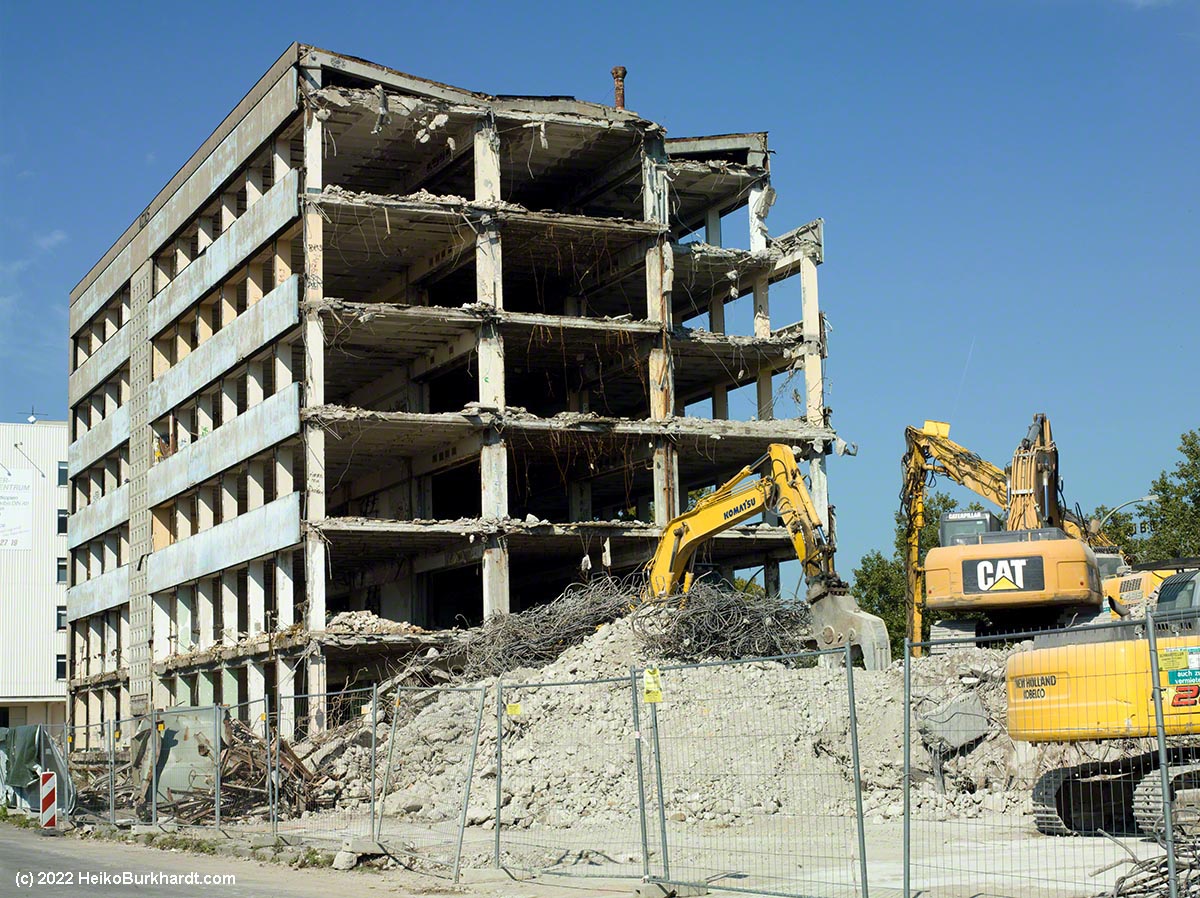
[39,771,57,831]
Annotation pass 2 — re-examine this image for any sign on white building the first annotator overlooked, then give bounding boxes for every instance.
[0,469,34,550]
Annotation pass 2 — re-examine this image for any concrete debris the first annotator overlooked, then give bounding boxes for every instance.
[916,692,990,753]
[327,611,425,636]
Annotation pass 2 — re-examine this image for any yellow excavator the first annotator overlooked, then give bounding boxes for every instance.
[1007,568,1200,835]
[902,416,1111,650]
[644,443,892,670]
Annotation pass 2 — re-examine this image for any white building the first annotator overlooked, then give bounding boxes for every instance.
[0,419,69,727]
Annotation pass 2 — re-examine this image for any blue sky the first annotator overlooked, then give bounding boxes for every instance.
[1,1,1196,592]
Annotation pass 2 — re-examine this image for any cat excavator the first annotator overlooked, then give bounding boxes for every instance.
[644,443,891,669]
[902,415,1111,652]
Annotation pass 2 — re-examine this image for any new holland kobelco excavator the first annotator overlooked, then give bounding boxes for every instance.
[1007,569,1200,836]
[644,443,891,670]
[902,415,1114,649]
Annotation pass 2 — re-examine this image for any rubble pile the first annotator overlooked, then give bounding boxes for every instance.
[297,584,1131,841]
[326,610,426,636]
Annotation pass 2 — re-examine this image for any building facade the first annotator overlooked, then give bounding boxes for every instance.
[0,420,69,727]
[67,44,840,742]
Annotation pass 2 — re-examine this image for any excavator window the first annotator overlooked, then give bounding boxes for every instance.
[1156,573,1199,616]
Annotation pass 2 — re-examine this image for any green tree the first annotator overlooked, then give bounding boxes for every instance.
[851,491,967,657]
[1085,505,1139,558]
[1138,429,1200,561]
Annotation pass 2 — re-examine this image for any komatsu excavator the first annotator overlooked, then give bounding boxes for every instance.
[644,443,891,670]
[902,416,1110,650]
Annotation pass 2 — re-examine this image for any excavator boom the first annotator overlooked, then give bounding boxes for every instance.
[645,444,891,669]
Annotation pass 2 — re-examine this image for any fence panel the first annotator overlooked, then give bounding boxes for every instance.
[641,652,866,898]
[375,685,486,878]
[271,688,377,843]
[150,705,221,827]
[1147,608,1200,896]
[495,676,652,879]
[902,619,1177,897]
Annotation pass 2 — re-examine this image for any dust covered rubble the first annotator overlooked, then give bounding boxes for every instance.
[298,617,1097,840]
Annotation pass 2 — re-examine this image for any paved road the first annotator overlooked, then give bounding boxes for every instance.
[0,826,376,898]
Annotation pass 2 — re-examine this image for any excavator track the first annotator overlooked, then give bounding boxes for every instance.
[1132,760,1200,836]
[1031,753,1157,836]
[1032,767,1077,836]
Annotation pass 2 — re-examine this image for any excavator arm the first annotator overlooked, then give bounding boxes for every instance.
[902,422,1010,649]
[645,444,891,669]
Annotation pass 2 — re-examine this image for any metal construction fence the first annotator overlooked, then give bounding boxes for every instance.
[42,612,1200,897]
[494,648,868,898]
[901,611,1195,898]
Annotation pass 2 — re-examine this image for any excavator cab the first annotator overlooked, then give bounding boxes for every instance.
[940,510,1004,546]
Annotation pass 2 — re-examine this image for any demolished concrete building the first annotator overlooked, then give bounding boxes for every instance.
[65,44,840,741]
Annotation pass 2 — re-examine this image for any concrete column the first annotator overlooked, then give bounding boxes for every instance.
[103,613,117,674]
[247,561,266,635]
[306,650,327,733]
[706,208,729,419]
[275,551,294,629]
[151,593,172,661]
[196,578,216,650]
[172,675,189,707]
[644,137,678,527]
[246,662,266,709]
[749,179,773,253]
[245,162,264,209]
[196,670,215,706]
[569,481,593,522]
[474,120,509,617]
[221,569,240,645]
[753,276,773,420]
[274,341,294,389]
[221,667,241,709]
[276,659,295,740]
[275,447,294,499]
[800,254,829,529]
[247,459,266,510]
[86,691,102,749]
[220,472,237,524]
[764,560,782,600]
[176,585,194,653]
[102,688,117,731]
[118,608,129,670]
[175,494,193,541]
[197,485,216,532]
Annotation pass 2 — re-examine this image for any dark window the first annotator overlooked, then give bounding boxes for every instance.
[57,510,68,535]
[57,461,68,487]
[56,557,68,584]
[56,607,67,631]
[55,655,67,680]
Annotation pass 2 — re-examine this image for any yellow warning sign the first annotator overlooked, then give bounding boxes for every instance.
[506,702,522,717]
[1161,649,1190,671]
[643,667,663,704]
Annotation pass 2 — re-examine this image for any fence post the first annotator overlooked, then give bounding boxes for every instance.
[263,694,274,834]
[452,688,487,884]
[108,720,116,825]
[150,708,158,826]
[369,684,378,842]
[213,705,222,829]
[494,682,503,869]
[902,638,912,898]
[629,667,652,881]
[648,695,671,881]
[1145,611,1180,898]
[376,687,402,843]
[845,645,871,898]
[272,700,280,838]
